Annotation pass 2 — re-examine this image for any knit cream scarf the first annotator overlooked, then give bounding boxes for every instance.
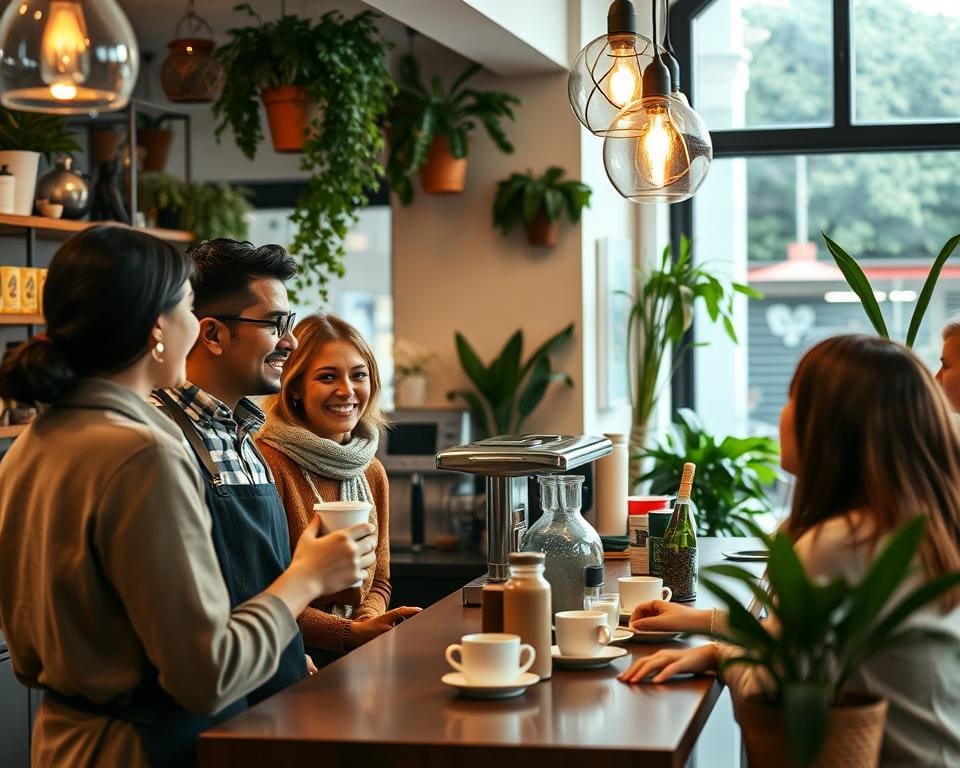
[258,410,379,503]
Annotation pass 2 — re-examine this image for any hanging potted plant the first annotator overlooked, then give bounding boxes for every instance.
[387,54,521,204]
[700,516,960,767]
[492,166,592,247]
[212,4,394,299]
[0,108,80,216]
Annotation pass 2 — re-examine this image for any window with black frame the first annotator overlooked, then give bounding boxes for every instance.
[669,0,960,444]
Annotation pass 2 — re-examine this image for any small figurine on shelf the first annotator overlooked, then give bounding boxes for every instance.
[89,159,129,223]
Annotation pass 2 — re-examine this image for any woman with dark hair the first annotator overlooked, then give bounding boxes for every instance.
[256,314,421,663]
[618,334,960,766]
[0,228,377,767]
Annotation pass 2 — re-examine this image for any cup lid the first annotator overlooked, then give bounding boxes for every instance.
[509,551,545,565]
[584,564,605,587]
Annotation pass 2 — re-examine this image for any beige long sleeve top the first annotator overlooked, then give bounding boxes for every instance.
[722,512,960,767]
[255,441,391,653]
[0,378,298,768]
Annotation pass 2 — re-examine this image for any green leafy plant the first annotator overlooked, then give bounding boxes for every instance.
[0,108,80,161]
[182,182,252,243]
[492,167,592,235]
[448,324,574,438]
[627,235,761,487]
[639,408,782,536]
[137,173,251,243]
[702,516,960,766]
[387,54,520,205]
[213,4,394,299]
[823,231,960,347]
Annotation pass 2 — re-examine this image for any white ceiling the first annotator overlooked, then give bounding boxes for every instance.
[117,0,568,78]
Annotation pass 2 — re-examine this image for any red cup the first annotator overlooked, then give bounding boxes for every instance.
[627,495,672,515]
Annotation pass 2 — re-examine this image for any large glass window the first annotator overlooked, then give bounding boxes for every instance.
[673,0,960,442]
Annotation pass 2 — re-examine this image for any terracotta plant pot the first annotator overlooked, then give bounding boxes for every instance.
[139,129,174,173]
[735,693,888,768]
[419,135,467,195]
[525,209,559,247]
[89,128,120,165]
[261,85,311,154]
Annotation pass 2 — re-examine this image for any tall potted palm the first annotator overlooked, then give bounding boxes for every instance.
[387,55,520,204]
[212,4,394,299]
[627,236,760,487]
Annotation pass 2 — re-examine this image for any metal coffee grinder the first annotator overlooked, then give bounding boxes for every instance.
[435,434,612,605]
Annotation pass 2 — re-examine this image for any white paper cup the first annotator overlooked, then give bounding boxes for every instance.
[618,576,672,613]
[314,501,372,587]
[555,610,613,657]
[444,633,535,685]
[313,500,372,532]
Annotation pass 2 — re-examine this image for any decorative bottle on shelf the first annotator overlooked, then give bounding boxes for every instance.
[520,474,603,615]
[503,551,552,680]
[661,462,698,601]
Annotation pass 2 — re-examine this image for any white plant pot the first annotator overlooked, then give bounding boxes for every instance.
[0,151,41,216]
[395,375,428,408]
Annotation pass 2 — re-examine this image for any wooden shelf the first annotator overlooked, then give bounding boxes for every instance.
[0,424,26,439]
[0,314,44,325]
[0,214,193,243]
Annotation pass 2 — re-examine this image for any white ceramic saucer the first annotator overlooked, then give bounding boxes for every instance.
[441,671,539,699]
[618,628,685,644]
[550,644,628,670]
[610,627,634,643]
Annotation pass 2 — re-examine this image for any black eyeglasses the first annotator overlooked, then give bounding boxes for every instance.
[212,312,297,338]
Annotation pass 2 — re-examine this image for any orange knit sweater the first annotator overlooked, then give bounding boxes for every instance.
[256,441,392,653]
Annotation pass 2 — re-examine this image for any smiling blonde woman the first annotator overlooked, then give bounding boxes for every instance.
[256,314,421,664]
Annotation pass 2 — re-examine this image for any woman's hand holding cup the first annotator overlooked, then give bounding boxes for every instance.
[293,515,377,596]
[629,600,712,634]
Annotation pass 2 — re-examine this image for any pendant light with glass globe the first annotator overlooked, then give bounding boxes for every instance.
[569,0,712,204]
[0,0,140,114]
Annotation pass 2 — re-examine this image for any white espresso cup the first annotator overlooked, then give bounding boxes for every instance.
[618,576,673,613]
[555,610,613,657]
[444,633,535,685]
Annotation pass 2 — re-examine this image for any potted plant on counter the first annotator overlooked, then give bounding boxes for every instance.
[702,516,960,767]
[448,324,574,438]
[493,167,592,247]
[387,54,521,205]
[393,339,437,408]
[0,108,80,216]
[640,408,781,536]
[213,4,394,299]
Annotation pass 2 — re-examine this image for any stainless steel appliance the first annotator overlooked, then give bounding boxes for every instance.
[379,409,472,552]
[436,434,612,604]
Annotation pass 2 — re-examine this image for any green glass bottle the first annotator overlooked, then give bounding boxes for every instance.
[661,462,698,601]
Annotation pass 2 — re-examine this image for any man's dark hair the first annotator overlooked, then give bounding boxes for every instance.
[189,238,298,316]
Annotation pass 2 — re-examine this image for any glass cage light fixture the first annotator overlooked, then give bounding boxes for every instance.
[568,0,655,137]
[0,0,139,114]
[600,0,712,203]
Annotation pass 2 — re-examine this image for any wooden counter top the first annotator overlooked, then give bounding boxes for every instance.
[199,538,764,768]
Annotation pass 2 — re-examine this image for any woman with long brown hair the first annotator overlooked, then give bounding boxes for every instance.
[256,314,420,664]
[619,334,960,766]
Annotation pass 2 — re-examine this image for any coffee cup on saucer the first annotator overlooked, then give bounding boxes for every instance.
[618,576,672,615]
[555,610,613,657]
[444,633,535,686]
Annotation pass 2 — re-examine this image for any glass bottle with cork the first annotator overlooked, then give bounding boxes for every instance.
[661,462,698,601]
[502,551,552,680]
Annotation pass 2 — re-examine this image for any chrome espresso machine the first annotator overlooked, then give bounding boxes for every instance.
[436,434,612,605]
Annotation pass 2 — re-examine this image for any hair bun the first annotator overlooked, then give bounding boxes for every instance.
[0,334,76,405]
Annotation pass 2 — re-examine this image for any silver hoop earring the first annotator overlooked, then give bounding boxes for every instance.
[151,341,165,364]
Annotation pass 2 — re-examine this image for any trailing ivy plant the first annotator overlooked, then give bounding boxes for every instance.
[213,5,394,299]
[387,54,520,205]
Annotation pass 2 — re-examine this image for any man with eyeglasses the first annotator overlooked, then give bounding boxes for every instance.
[152,239,371,711]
